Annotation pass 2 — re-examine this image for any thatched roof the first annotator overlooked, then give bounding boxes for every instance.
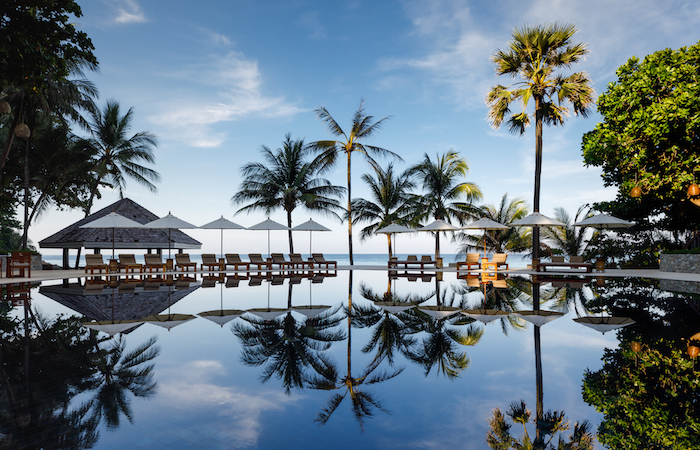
[39,198,201,250]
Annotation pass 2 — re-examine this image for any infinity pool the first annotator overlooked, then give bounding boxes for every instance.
[2,270,697,449]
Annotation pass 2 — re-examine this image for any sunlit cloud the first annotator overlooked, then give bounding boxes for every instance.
[113,0,147,24]
[297,11,327,40]
[148,50,305,147]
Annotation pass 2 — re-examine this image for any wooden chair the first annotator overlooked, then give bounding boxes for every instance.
[144,254,167,273]
[175,254,197,272]
[118,254,143,273]
[225,254,249,271]
[248,253,272,271]
[420,255,436,267]
[312,253,337,269]
[8,251,32,278]
[457,253,481,271]
[201,254,223,272]
[85,254,109,274]
[270,253,293,270]
[289,253,314,269]
[492,253,509,270]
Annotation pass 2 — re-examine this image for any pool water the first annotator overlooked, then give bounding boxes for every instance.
[1,270,698,449]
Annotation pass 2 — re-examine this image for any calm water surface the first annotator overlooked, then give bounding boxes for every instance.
[2,269,697,449]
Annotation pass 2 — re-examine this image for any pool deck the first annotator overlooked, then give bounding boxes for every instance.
[3,265,700,285]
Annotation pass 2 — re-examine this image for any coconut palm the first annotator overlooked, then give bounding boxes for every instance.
[487,400,594,449]
[232,133,344,253]
[457,193,530,256]
[487,22,594,263]
[79,99,160,217]
[540,205,592,259]
[408,151,483,260]
[309,100,400,265]
[351,164,419,258]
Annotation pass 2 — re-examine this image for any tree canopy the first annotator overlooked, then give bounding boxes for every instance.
[582,41,700,233]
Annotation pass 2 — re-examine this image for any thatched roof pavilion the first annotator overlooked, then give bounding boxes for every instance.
[39,198,201,268]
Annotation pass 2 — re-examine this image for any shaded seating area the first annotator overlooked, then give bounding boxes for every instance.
[175,254,197,272]
[85,254,109,274]
[537,255,592,273]
[456,253,480,271]
[201,254,223,272]
[225,254,249,271]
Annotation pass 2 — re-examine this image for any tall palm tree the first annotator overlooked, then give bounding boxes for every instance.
[457,193,530,256]
[232,133,344,253]
[309,100,400,265]
[540,205,592,258]
[80,99,160,217]
[487,22,594,263]
[408,151,482,260]
[351,164,419,258]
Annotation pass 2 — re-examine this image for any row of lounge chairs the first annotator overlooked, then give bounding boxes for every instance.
[84,252,337,274]
[388,255,438,269]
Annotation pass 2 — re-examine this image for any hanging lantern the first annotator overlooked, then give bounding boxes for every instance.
[0,100,10,114]
[688,345,699,359]
[630,186,642,198]
[630,341,642,353]
[14,123,30,139]
[689,184,700,197]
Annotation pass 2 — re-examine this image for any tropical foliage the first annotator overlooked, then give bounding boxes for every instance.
[540,205,591,259]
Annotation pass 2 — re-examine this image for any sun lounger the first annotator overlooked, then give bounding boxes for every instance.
[8,251,32,278]
[144,254,167,273]
[85,254,109,274]
[225,254,249,271]
[201,254,223,272]
[289,253,314,269]
[456,253,481,271]
[312,253,337,269]
[248,253,272,271]
[492,253,509,270]
[388,255,437,269]
[118,254,142,273]
[270,253,293,270]
[175,253,197,272]
[537,255,592,273]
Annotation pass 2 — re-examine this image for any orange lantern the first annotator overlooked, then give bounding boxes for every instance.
[688,184,700,197]
[688,345,699,359]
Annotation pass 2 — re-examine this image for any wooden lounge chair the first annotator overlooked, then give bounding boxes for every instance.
[85,254,109,274]
[8,251,32,278]
[456,253,481,271]
[248,253,272,271]
[388,255,418,269]
[270,253,293,270]
[289,253,314,269]
[492,253,509,270]
[144,254,167,273]
[201,254,223,272]
[175,254,197,272]
[118,254,142,273]
[225,254,249,271]
[312,253,337,269]
[537,255,592,273]
[420,255,437,267]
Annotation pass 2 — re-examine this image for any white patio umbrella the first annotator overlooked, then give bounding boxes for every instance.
[143,212,198,259]
[462,218,509,257]
[510,212,566,227]
[142,313,196,330]
[418,305,462,320]
[573,316,635,334]
[199,216,245,258]
[573,213,634,229]
[419,219,460,261]
[373,301,415,313]
[79,212,143,259]
[247,218,289,259]
[376,223,413,259]
[83,320,142,336]
[461,309,511,324]
[513,310,565,327]
[198,309,245,327]
[291,218,331,256]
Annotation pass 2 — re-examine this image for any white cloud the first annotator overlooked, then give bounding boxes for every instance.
[297,11,327,40]
[113,0,147,24]
[148,51,305,147]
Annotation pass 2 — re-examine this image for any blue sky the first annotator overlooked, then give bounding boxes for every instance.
[33,0,700,256]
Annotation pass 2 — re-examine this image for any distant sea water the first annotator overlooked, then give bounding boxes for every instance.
[40,252,531,268]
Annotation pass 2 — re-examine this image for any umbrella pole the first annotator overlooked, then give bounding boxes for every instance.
[112,227,115,260]
[220,228,223,259]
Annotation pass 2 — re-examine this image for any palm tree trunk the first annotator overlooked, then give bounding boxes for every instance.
[387,234,392,259]
[347,152,354,265]
[533,281,543,446]
[533,97,543,262]
[286,209,294,254]
[435,232,440,262]
[347,270,353,377]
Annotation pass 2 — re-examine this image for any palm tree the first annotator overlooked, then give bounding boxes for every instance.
[487,22,594,263]
[457,193,530,256]
[486,400,594,449]
[80,99,160,217]
[232,133,344,253]
[87,335,160,429]
[309,100,400,265]
[540,205,591,258]
[351,164,418,258]
[408,151,482,260]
